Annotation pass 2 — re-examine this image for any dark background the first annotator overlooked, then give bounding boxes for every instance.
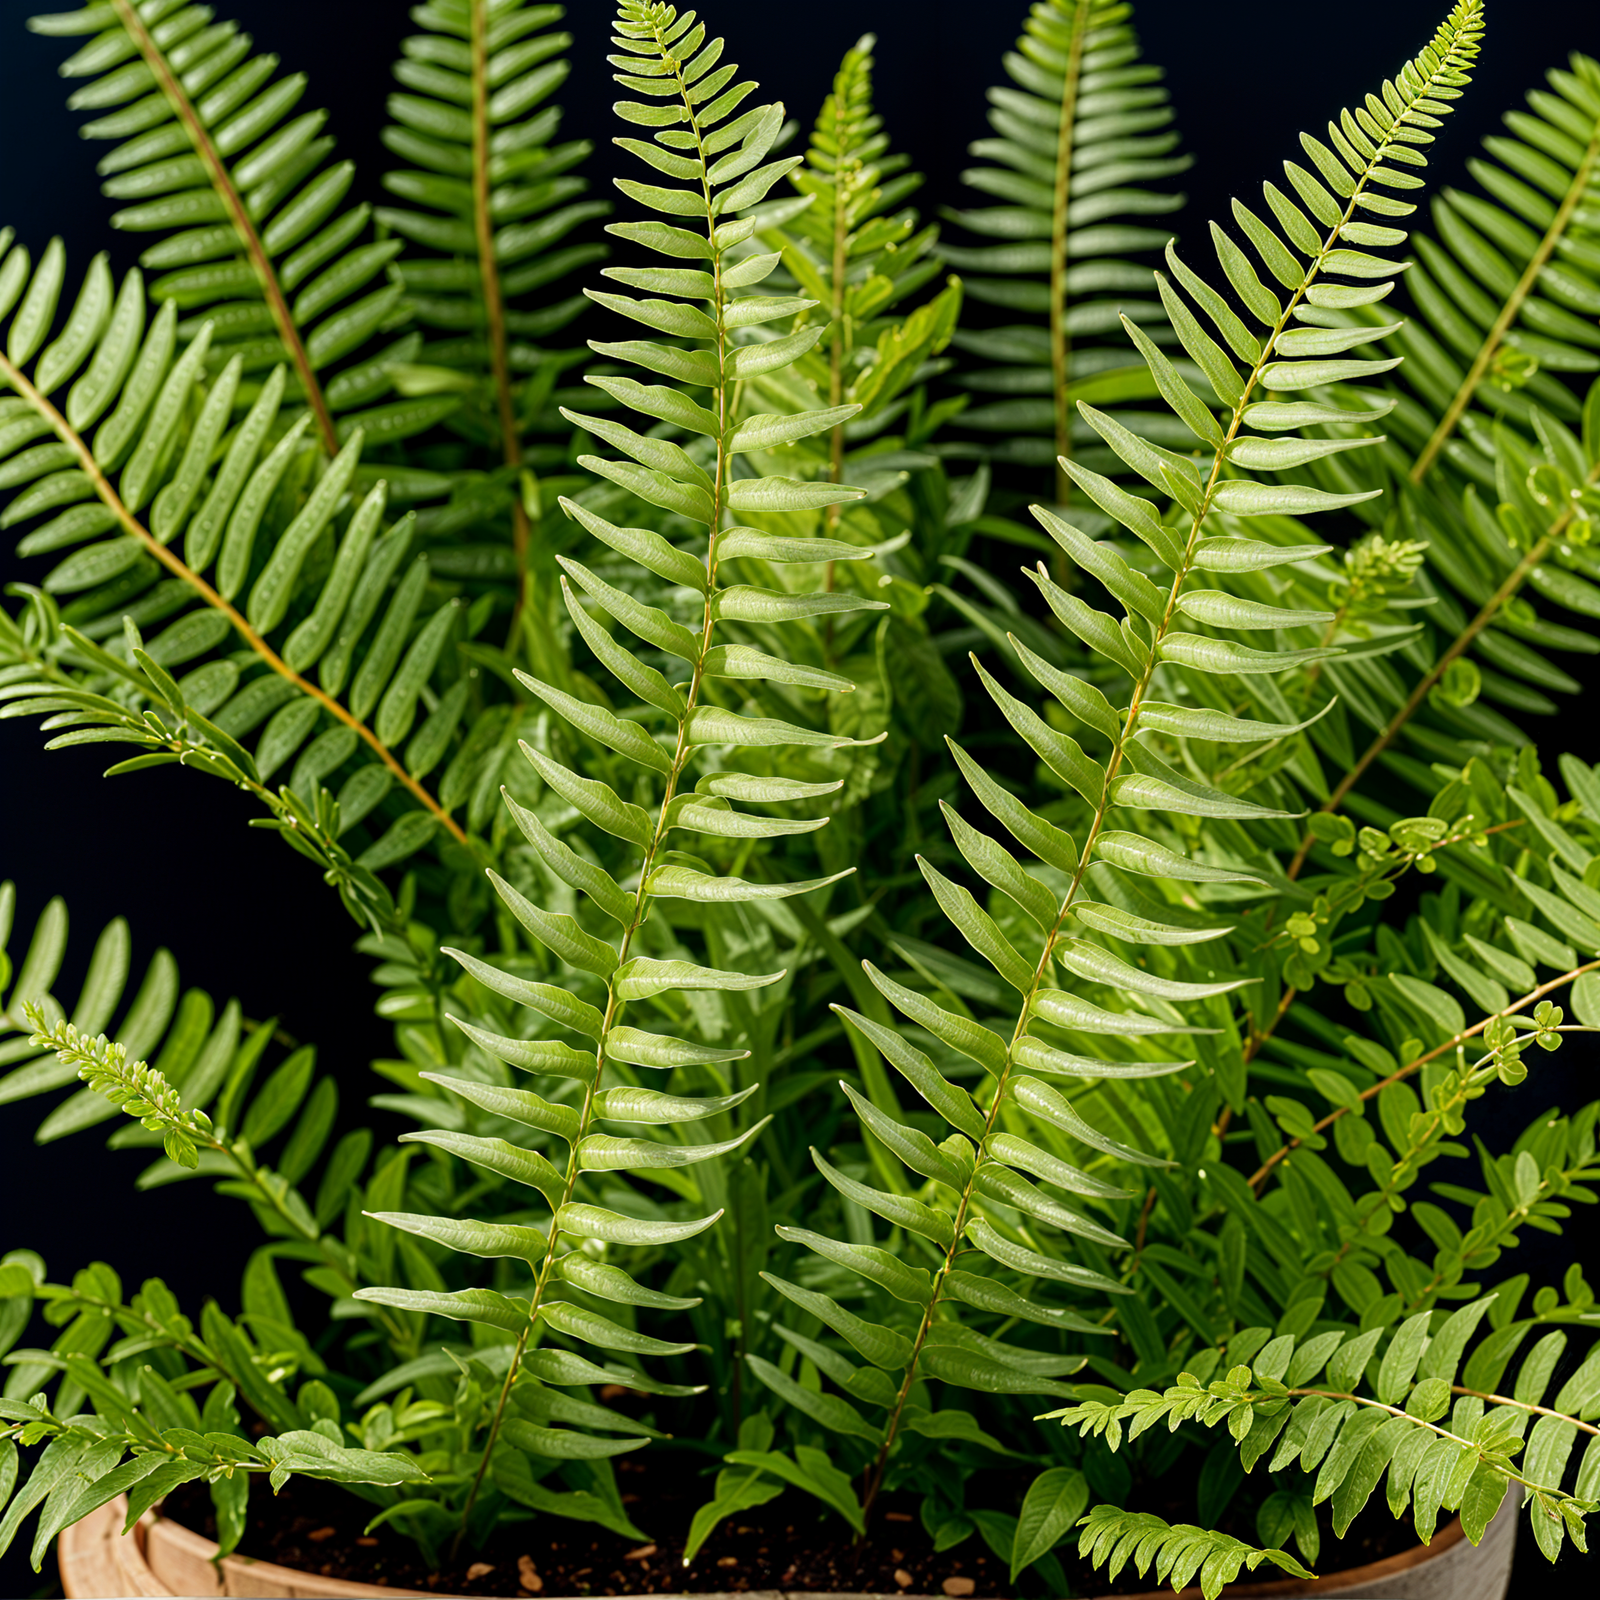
[3,0,1600,1594]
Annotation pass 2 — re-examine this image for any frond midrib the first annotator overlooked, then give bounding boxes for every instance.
[109,0,339,454]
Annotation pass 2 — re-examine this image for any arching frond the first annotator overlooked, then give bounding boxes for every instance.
[939,0,1190,508]
[1399,53,1600,482]
[27,1,427,458]
[1054,1300,1599,1593]
[746,0,1486,1535]
[378,0,611,574]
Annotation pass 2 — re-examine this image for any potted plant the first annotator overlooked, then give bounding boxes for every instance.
[2,2,1599,1598]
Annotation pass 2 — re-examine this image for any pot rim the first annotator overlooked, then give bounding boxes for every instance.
[57,1491,1484,1600]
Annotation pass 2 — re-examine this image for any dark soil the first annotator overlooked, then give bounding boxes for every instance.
[160,1450,1431,1597]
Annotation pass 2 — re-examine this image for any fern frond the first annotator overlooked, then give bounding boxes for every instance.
[1051,1303,1599,1582]
[0,246,527,918]
[378,0,610,572]
[1399,53,1600,482]
[939,0,1190,506]
[756,35,962,499]
[28,0,422,456]
[746,0,1486,1528]
[1073,1504,1312,1600]
[0,1260,427,1574]
[353,0,887,1543]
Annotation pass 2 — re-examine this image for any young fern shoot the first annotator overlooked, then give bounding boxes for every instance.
[354,0,889,1544]
[757,0,1486,1526]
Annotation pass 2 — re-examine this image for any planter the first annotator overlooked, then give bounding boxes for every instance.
[58,1490,1518,1600]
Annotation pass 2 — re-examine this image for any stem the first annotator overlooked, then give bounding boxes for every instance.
[1283,1387,1577,1497]
[1049,0,1091,509]
[861,40,1481,1515]
[109,0,338,456]
[0,352,469,848]
[453,23,738,1545]
[1409,119,1600,484]
[1247,960,1600,1189]
[468,0,532,604]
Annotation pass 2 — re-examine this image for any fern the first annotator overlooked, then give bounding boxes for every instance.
[351,0,888,1546]
[28,0,424,457]
[939,0,1189,505]
[0,884,388,1307]
[0,1251,427,1573]
[744,0,1485,1534]
[378,0,610,574]
[1399,53,1600,481]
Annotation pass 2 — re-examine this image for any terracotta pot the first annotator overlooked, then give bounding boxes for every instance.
[57,1490,1518,1600]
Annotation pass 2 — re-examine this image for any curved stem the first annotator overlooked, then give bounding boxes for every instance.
[1247,961,1600,1190]
[110,0,338,456]
[468,0,532,601]
[861,42,1481,1513]
[454,23,737,1544]
[1409,120,1600,484]
[1049,0,1091,509]
[0,352,469,848]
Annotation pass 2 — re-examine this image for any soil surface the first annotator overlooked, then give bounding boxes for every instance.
[161,1450,1429,1597]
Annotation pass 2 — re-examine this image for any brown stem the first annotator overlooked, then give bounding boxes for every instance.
[1246,961,1600,1190]
[1049,0,1091,509]
[468,0,531,604]
[1449,1385,1600,1436]
[0,352,468,847]
[453,22,738,1544]
[1409,119,1600,484]
[110,0,338,455]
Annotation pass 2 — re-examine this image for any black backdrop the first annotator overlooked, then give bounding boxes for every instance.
[3,1,1600,1594]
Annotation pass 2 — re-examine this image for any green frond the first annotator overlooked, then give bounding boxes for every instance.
[378,0,611,568]
[28,0,422,455]
[1051,1302,1599,1583]
[940,0,1191,507]
[745,0,1488,1530]
[1392,52,1600,483]
[349,0,892,1523]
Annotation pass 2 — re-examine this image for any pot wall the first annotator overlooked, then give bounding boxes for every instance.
[57,1491,1518,1600]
